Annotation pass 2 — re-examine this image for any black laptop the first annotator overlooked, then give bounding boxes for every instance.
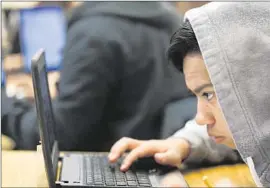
[31,49,188,188]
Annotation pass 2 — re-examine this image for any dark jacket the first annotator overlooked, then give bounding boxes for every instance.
[2,2,191,151]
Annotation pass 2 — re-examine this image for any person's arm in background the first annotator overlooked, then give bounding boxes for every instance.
[171,119,242,166]
[1,18,123,151]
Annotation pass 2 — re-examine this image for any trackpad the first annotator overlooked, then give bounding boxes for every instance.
[61,155,82,184]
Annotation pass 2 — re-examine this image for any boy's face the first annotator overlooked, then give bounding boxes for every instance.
[183,54,236,149]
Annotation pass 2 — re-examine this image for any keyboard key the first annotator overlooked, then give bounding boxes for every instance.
[137,176,148,180]
[139,183,151,187]
[126,171,135,176]
[139,179,150,184]
[116,178,125,182]
[94,179,103,183]
[116,181,127,186]
[127,180,138,186]
[86,178,93,184]
[126,176,136,181]
[105,178,114,182]
[87,173,93,177]
[105,177,114,182]
[126,171,136,181]
[94,177,102,180]
[94,181,104,186]
[94,174,102,178]
[105,174,114,178]
[105,181,115,186]
[127,178,136,182]
[136,172,148,176]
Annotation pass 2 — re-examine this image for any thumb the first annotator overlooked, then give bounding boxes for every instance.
[154,150,182,167]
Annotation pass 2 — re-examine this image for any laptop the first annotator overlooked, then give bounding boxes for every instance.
[31,49,188,188]
[20,6,66,73]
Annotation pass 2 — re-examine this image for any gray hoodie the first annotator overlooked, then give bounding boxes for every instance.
[173,2,270,187]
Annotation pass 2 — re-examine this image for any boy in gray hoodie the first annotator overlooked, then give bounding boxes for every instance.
[108,2,270,187]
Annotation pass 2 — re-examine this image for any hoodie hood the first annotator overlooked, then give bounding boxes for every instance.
[185,2,270,186]
[68,2,182,35]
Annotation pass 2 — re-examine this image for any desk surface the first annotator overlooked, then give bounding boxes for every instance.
[184,164,256,187]
[2,151,39,187]
[2,151,256,187]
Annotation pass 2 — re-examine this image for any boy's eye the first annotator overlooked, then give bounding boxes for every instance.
[202,92,214,101]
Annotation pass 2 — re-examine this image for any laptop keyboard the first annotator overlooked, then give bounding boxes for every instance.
[84,154,152,187]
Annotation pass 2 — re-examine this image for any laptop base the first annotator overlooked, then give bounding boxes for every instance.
[56,153,164,187]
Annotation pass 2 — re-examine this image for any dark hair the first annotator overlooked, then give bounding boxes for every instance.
[167,20,201,72]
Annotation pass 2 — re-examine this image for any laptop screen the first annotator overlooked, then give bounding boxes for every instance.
[39,60,57,153]
[32,49,58,188]
[20,6,66,72]
[33,50,57,154]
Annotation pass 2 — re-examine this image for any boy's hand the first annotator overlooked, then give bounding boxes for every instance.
[108,137,190,171]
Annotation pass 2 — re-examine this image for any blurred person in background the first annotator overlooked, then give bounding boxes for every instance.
[2,2,195,151]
